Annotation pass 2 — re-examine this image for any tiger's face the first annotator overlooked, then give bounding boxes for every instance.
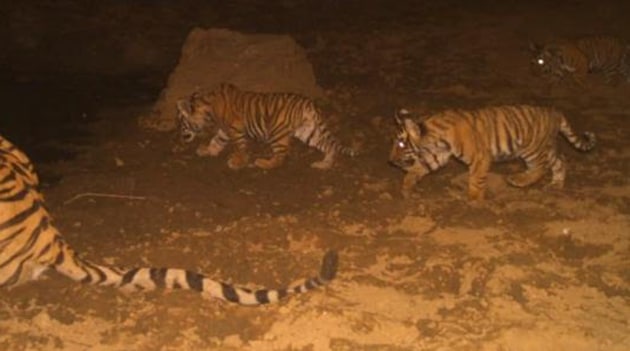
[529,43,567,78]
[389,109,453,178]
[176,92,217,143]
[530,44,552,73]
[390,129,417,169]
[389,109,422,170]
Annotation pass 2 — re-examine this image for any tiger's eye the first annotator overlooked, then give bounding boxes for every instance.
[398,141,405,148]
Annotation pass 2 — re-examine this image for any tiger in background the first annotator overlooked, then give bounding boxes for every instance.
[530,35,630,86]
[389,105,596,201]
[176,83,357,170]
[0,134,338,305]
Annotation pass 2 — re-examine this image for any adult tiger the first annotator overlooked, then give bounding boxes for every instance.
[0,134,338,305]
[530,35,630,86]
[176,83,357,170]
[389,105,596,201]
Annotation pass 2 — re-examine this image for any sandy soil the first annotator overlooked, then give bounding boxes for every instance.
[1,1,629,350]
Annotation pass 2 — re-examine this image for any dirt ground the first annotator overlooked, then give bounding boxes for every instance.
[1,1,629,350]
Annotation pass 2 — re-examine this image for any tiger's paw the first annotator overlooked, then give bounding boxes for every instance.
[310,160,334,169]
[505,171,544,188]
[227,154,250,170]
[467,188,485,202]
[401,187,415,199]
[196,145,219,157]
[254,158,283,169]
[544,180,564,191]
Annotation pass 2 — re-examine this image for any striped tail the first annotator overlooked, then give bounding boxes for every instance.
[311,125,359,157]
[54,243,338,306]
[559,116,596,152]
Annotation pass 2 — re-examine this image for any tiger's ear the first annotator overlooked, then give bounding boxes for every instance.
[402,118,423,144]
[394,108,412,126]
[528,41,542,53]
[176,99,191,117]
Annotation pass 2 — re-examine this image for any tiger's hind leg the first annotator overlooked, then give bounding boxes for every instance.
[506,152,549,188]
[226,132,250,170]
[467,156,492,201]
[254,135,291,169]
[197,129,230,157]
[547,152,566,189]
[310,151,335,169]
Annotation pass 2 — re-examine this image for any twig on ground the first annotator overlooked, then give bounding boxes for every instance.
[64,192,148,205]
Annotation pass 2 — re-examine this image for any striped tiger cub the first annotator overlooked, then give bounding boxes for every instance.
[0,134,338,305]
[530,35,630,86]
[176,83,357,170]
[389,105,596,201]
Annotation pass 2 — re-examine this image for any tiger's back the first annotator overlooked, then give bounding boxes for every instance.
[177,83,357,170]
[390,105,596,201]
[0,134,337,304]
[531,35,630,85]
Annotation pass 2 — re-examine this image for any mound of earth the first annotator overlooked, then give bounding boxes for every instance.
[139,27,324,131]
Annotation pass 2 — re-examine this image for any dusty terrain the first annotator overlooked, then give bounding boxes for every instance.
[1,1,629,350]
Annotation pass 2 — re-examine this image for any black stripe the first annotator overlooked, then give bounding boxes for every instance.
[37,242,53,258]
[304,278,316,290]
[186,271,204,292]
[80,274,92,284]
[418,121,428,135]
[304,126,317,145]
[0,256,32,288]
[220,282,239,302]
[0,185,31,201]
[79,258,107,284]
[0,227,26,246]
[0,169,16,185]
[277,288,288,300]
[54,250,65,266]
[149,268,168,288]
[255,289,271,304]
[0,200,41,231]
[121,268,140,285]
[0,214,48,268]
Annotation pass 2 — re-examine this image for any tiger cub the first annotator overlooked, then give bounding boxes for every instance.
[389,105,596,201]
[176,83,357,170]
[0,134,337,305]
[530,35,630,86]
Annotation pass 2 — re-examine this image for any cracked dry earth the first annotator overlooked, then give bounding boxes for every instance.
[1,1,630,350]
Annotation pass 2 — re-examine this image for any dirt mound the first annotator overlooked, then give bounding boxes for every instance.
[139,27,324,131]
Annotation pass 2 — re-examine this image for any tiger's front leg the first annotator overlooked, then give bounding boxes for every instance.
[467,156,491,201]
[196,129,230,157]
[310,151,335,170]
[226,132,250,170]
[254,135,291,169]
[401,171,423,199]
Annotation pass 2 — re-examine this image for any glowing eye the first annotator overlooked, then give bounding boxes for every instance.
[537,58,544,65]
[397,141,406,148]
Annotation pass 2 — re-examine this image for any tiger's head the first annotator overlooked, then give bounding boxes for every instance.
[389,108,423,170]
[390,108,452,175]
[529,42,565,77]
[176,91,219,143]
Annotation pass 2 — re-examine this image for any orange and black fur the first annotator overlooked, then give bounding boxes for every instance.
[176,83,356,170]
[0,134,337,305]
[389,106,596,201]
[530,35,630,86]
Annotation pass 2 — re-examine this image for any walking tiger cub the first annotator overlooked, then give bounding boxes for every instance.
[389,105,596,201]
[176,83,357,170]
[529,35,630,86]
[0,134,337,305]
